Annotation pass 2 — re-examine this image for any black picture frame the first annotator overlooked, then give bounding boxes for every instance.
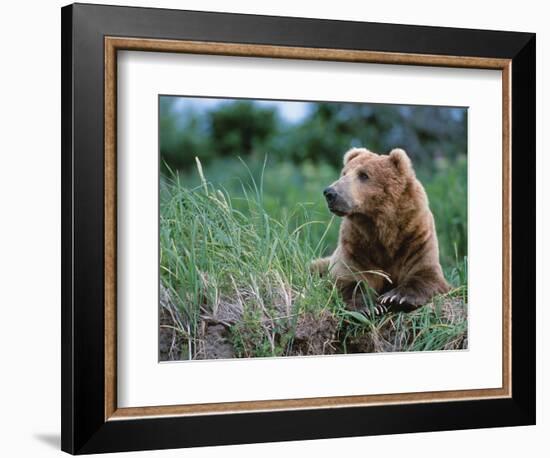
[61,3,536,454]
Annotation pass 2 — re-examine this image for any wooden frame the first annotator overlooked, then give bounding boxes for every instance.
[62,3,535,454]
[104,36,512,419]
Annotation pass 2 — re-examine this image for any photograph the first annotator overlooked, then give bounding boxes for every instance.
[158,95,468,361]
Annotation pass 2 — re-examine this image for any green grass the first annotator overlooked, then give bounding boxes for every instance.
[159,158,468,361]
[421,154,467,270]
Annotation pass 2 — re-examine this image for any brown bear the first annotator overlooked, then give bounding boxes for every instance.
[312,147,450,313]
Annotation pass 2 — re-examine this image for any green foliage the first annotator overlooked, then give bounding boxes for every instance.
[421,155,468,271]
[160,98,211,171]
[267,103,466,169]
[159,97,467,171]
[210,101,277,157]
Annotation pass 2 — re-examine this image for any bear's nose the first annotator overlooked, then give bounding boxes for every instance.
[323,187,337,203]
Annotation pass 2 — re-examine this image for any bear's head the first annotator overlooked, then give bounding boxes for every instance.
[323,147,416,217]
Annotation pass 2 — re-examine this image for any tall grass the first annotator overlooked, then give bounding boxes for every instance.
[160,158,468,360]
[160,159,344,358]
[421,154,468,270]
[171,154,468,269]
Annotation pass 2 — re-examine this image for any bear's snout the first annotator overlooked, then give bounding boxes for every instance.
[323,187,338,204]
[324,186,350,216]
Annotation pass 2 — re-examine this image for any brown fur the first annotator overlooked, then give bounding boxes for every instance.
[313,147,450,312]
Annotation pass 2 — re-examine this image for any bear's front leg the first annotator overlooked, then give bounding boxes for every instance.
[310,257,331,277]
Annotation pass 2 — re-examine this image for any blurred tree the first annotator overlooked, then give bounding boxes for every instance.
[160,97,211,171]
[159,96,466,173]
[270,103,466,169]
[209,101,278,157]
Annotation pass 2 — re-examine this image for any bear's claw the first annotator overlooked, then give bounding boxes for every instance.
[377,288,421,312]
[360,303,388,317]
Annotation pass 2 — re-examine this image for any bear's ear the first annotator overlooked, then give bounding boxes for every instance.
[389,148,412,174]
[343,148,366,165]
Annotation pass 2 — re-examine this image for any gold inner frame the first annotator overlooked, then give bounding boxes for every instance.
[104,37,512,421]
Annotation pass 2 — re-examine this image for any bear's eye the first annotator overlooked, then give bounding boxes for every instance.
[357,171,369,181]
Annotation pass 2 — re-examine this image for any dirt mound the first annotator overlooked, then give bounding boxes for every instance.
[160,285,240,361]
[292,310,338,355]
[159,283,341,360]
[160,283,467,361]
[195,324,235,360]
